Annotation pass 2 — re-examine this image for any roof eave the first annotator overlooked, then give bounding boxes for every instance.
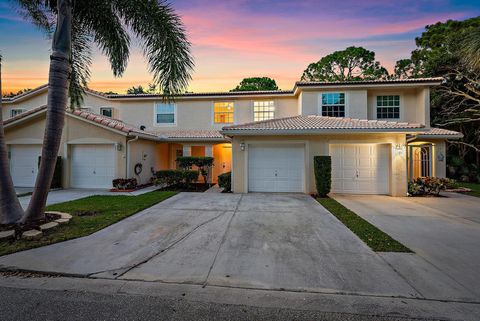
[220,128,426,136]
[161,137,230,142]
[413,134,464,140]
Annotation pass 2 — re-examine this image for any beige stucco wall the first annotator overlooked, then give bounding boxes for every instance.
[128,138,159,184]
[2,91,48,120]
[231,133,408,196]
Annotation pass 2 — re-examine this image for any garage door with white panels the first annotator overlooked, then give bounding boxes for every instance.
[330,144,389,194]
[70,144,115,189]
[248,144,305,193]
[10,144,42,187]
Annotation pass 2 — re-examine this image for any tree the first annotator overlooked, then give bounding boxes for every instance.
[394,59,421,79]
[2,88,33,98]
[0,0,193,225]
[301,46,389,82]
[396,17,480,170]
[231,77,278,91]
[127,85,147,95]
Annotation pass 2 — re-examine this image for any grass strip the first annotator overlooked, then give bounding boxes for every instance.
[0,191,176,257]
[317,197,412,252]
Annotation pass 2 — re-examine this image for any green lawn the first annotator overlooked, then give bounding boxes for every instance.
[317,197,411,252]
[459,182,480,198]
[0,191,176,257]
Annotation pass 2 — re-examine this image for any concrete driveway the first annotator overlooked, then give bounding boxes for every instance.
[0,193,419,298]
[333,192,480,302]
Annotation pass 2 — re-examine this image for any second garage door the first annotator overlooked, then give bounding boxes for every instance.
[71,145,115,188]
[331,144,389,194]
[248,145,305,193]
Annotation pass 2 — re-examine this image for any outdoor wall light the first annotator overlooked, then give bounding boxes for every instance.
[240,142,245,151]
[438,153,445,162]
[115,143,123,151]
[393,144,405,155]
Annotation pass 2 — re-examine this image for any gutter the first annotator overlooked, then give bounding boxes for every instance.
[220,128,426,136]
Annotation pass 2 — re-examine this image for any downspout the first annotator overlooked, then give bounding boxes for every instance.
[126,135,139,178]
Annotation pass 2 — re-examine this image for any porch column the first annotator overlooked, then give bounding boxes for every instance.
[182,144,191,157]
[205,144,213,183]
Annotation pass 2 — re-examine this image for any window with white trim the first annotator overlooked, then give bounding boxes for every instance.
[214,102,234,124]
[10,109,25,117]
[155,103,176,124]
[253,101,275,121]
[376,95,400,119]
[321,93,345,117]
[100,107,113,117]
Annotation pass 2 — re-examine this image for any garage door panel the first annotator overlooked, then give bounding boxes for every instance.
[10,145,42,187]
[330,144,389,195]
[248,145,304,193]
[71,145,115,189]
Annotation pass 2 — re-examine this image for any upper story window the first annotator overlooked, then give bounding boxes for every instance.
[214,102,234,124]
[10,109,25,118]
[155,103,176,125]
[376,95,400,119]
[321,93,345,117]
[100,107,113,118]
[254,101,275,121]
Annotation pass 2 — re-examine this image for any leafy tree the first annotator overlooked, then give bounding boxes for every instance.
[301,46,389,82]
[0,0,193,225]
[2,88,33,98]
[394,59,421,79]
[127,85,147,95]
[103,90,118,95]
[232,77,278,91]
[396,17,480,170]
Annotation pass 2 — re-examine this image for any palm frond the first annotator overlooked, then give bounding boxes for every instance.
[13,0,55,34]
[112,0,194,97]
[69,19,92,108]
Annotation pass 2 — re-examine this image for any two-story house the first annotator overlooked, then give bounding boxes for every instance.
[1,78,462,195]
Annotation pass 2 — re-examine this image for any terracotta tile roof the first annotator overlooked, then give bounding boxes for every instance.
[295,77,443,87]
[71,110,158,138]
[222,115,424,134]
[108,90,294,99]
[416,127,463,137]
[159,130,226,140]
[3,105,47,125]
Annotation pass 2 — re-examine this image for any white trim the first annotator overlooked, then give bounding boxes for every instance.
[153,102,177,127]
[100,107,114,118]
[6,138,43,145]
[252,100,275,122]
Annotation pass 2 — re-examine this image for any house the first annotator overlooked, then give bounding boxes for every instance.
[1,78,462,195]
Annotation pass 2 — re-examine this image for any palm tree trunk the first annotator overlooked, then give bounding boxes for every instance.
[0,55,24,224]
[22,0,72,223]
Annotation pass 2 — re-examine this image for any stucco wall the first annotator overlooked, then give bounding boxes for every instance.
[231,133,408,196]
[2,91,48,120]
[128,138,159,184]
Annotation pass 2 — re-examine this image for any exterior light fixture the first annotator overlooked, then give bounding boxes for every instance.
[115,143,123,151]
[240,143,245,151]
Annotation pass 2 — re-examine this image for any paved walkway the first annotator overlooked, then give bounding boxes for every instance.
[333,192,480,302]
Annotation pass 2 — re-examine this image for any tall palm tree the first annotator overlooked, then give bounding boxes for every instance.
[461,28,480,72]
[0,0,193,224]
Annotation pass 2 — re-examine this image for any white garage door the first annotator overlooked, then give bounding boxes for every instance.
[248,145,305,193]
[10,145,42,187]
[71,145,115,188]
[330,144,389,194]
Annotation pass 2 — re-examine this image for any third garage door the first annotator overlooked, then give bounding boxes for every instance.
[248,145,305,193]
[330,144,389,194]
[71,145,115,188]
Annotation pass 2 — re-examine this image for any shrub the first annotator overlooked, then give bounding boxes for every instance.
[183,170,199,186]
[155,170,184,186]
[408,177,450,196]
[112,178,138,190]
[314,156,331,197]
[154,169,199,187]
[218,172,231,192]
[176,156,214,183]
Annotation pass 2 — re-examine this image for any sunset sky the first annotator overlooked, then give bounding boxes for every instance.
[0,0,479,94]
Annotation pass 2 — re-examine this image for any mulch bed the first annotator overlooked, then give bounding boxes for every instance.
[0,212,62,235]
[109,183,153,193]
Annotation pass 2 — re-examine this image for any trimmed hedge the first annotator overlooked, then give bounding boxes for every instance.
[218,172,231,192]
[314,156,331,197]
[177,156,214,183]
[155,169,199,187]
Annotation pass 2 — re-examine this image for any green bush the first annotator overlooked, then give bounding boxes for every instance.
[112,178,138,190]
[314,156,331,197]
[154,169,199,187]
[155,170,184,186]
[176,156,214,183]
[218,172,231,192]
[408,177,450,196]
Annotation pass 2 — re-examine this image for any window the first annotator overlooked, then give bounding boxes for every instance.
[376,95,400,119]
[214,102,234,124]
[254,101,275,121]
[155,103,176,124]
[100,107,113,117]
[321,93,345,117]
[10,109,25,118]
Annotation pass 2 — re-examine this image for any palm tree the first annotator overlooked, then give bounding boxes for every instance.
[0,0,193,224]
[461,28,480,72]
